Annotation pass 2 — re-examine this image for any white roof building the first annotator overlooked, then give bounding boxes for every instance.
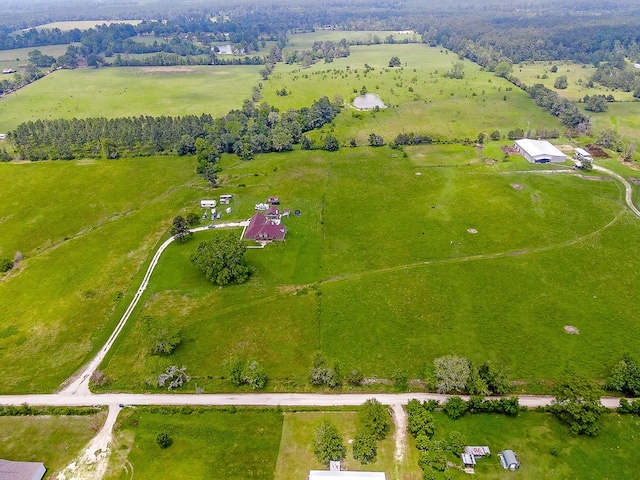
[308,472,386,480]
[514,139,567,163]
[0,459,46,480]
[574,147,592,160]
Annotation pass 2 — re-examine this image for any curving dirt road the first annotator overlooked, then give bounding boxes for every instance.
[593,164,640,218]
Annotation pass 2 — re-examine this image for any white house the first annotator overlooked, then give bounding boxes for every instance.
[514,139,567,163]
[308,472,386,480]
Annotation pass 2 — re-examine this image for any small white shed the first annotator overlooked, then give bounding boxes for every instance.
[201,200,216,208]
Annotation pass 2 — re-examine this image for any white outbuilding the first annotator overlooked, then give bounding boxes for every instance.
[514,139,567,163]
[200,200,216,208]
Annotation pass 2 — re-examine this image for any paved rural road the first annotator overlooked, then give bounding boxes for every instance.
[0,392,624,409]
[59,221,249,396]
[593,164,640,218]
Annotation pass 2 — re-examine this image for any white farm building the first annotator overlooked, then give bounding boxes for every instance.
[514,139,567,164]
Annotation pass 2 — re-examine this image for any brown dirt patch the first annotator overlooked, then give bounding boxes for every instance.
[585,144,610,158]
[501,145,518,155]
[564,325,579,334]
[467,228,478,234]
[511,183,524,190]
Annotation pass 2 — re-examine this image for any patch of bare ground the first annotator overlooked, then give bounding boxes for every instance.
[564,325,579,334]
[391,404,407,462]
[511,183,524,190]
[629,177,640,186]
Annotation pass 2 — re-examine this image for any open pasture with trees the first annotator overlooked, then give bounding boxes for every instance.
[98,144,640,393]
[0,156,201,393]
[105,407,283,480]
[0,65,262,132]
[432,411,640,479]
[0,411,106,478]
[261,43,562,145]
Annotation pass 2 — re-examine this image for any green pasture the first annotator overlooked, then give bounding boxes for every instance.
[588,101,640,144]
[275,410,407,480]
[27,20,142,31]
[99,146,640,392]
[512,60,635,101]
[0,412,106,479]
[262,44,563,145]
[433,411,640,479]
[287,30,419,51]
[405,144,479,166]
[0,156,204,393]
[0,65,262,132]
[0,44,71,63]
[105,408,283,480]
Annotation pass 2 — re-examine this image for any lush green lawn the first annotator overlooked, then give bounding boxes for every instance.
[0,156,205,393]
[262,44,563,145]
[274,410,406,480]
[0,65,262,132]
[105,408,283,480]
[0,412,106,479]
[98,146,640,392]
[431,411,640,479]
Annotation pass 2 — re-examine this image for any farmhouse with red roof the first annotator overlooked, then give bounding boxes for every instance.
[244,212,286,242]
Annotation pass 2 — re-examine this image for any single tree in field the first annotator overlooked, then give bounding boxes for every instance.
[388,56,401,67]
[313,420,346,465]
[170,215,192,243]
[352,428,377,464]
[200,163,219,187]
[189,233,253,286]
[554,75,568,89]
[358,399,390,440]
[141,316,182,356]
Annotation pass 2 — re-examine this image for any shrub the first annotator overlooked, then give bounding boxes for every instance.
[443,396,467,419]
[447,431,466,456]
[392,369,409,391]
[433,356,471,394]
[156,432,173,448]
[309,353,341,387]
[0,257,13,273]
[358,399,390,440]
[407,400,436,438]
[346,369,364,386]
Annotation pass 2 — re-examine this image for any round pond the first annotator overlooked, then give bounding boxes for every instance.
[353,93,387,110]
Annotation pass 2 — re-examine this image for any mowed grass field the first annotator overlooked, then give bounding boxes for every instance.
[0,412,106,479]
[433,411,640,479]
[99,146,640,392]
[262,44,563,145]
[0,65,262,132]
[0,157,206,393]
[105,408,283,480]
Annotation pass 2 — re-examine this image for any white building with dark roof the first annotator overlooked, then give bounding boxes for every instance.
[514,139,567,163]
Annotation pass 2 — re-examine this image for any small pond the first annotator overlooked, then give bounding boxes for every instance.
[353,93,387,110]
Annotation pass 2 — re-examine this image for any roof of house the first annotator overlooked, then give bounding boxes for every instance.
[265,206,280,216]
[0,459,46,480]
[514,139,566,159]
[308,472,386,479]
[244,212,286,241]
[501,450,519,466]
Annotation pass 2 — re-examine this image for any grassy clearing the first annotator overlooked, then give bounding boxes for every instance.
[0,157,204,393]
[405,144,479,166]
[287,31,420,51]
[432,411,640,479]
[0,412,106,479]
[274,410,405,480]
[106,408,283,480]
[27,20,143,31]
[98,146,640,392]
[0,45,71,63]
[262,44,562,145]
[0,65,262,132]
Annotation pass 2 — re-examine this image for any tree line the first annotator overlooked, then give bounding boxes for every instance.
[6,95,342,161]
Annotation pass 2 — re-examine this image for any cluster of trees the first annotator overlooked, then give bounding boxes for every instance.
[111,52,265,67]
[222,355,267,390]
[591,57,640,92]
[582,94,610,113]
[7,96,342,161]
[525,83,591,132]
[551,372,604,436]
[189,233,252,286]
[285,39,350,67]
[352,399,390,464]
[406,399,450,477]
[0,63,44,96]
[429,355,511,396]
[606,354,640,396]
[141,316,182,356]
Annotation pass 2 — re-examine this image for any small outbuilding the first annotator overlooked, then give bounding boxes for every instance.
[574,147,593,161]
[267,196,280,205]
[0,459,46,480]
[461,453,476,468]
[499,450,520,470]
[200,200,216,208]
[219,194,232,205]
[514,139,567,163]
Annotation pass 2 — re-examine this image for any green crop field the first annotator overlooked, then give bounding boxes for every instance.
[0,157,205,393]
[98,145,640,393]
[105,408,283,480]
[0,65,262,132]
[432,411,640,479]
[261,44,563,146]
[0,412,106,479]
